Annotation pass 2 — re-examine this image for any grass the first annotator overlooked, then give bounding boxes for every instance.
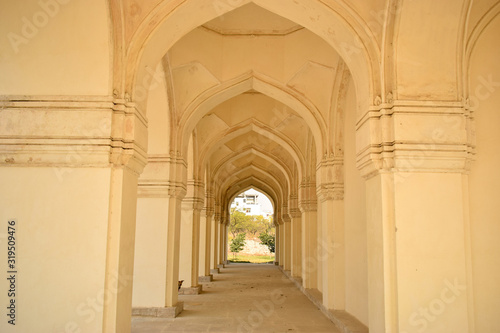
[228,254,275,263]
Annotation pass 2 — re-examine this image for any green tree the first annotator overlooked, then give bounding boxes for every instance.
[258,231,275,253]
[230,233,246,258]
[229,208,252,238]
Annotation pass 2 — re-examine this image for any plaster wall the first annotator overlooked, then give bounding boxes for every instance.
[396,0,462,100]
[145,63,170,155]
[0,167,111,333]
[343,78,368,325]
[468,14,500,332]
[133,198,168,307]
[168,27,339,121]
[0,0,111,96]
[394,173,469,333]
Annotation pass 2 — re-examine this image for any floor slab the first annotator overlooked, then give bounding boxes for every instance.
[131,263,341,333]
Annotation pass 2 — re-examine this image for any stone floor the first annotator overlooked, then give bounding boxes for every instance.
[131,263,341,333]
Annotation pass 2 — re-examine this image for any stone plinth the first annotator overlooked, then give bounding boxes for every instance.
[179,285,203,295]
[132,302,184,318]
[198,275,213,283]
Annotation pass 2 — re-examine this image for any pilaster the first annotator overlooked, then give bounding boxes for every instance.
[179,180,204,292]
[282,214,292,271]
[317,156,345,311]
[356,100,474,333]
[299,180,318,289]
[0,96,148,333]
[289,194,302,278]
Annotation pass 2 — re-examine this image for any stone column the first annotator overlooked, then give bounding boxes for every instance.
[198,208,213,282]
[317,156,345,310]
[210,214,220,274]
[289,194,302,278]
[279,221,285,268]
[163,187,185,312]
[179,181,203,294]
[357,100,474,333]
[218,219,225,267]
[133,156,175,314]
[300,180,318,289]
[283,215,292,271]
[0,97,147,332]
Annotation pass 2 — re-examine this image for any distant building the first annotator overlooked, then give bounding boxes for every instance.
[231,189,272,218]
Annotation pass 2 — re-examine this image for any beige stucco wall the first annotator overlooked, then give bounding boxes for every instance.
[468,13,500,332]
[343,78,368,325]
[0,0,111,96]
[133,198,168,307]
[396,0,463,100]
[0,167,111,333]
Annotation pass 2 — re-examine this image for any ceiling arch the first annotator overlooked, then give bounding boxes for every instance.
[210,147,294,194]
[197,119,304,179]
[179,72,326,159]
[126,0,379,119]
[216,165,286,204]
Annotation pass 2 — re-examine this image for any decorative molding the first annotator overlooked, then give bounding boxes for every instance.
[299,181,317,212]
[200,24,304,37]
[137,180,187,199]
[356,100,475,179]
[317,155,344,201]
[0,96,148,174]
[316,184,344,202]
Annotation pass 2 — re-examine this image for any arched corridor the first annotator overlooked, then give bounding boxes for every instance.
[132,264,341,333]
[1,1,500,333]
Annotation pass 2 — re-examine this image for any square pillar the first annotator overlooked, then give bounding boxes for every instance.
[179,200,201,292]
[357,101,474,332]
[133,197,168,307]
[291,214,302,277]
[198,211,213,281]
[218,222,226,265]
[283,219,292,270]
[318,196,345,310]
[301,209,318,289]
[211,217,220,270]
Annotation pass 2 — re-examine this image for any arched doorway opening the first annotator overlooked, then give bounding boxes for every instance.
[228,188,275,263]
[130,1,372,332]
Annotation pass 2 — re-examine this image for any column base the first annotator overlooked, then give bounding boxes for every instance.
[274,261,279,266]
[217,264,225,269]
[210,268,219,274]
[198,275,213,283]
[179,285,202,295]
[132,302,184,318]
[223,260,229,264]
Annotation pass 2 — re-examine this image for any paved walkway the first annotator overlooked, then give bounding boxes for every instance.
[131,263,340,333]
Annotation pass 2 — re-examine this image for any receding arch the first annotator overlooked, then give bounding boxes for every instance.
[223,177,282,224]
[124,0,379,122]
[216,165,285,207]
[210,147,294,194]
[197,119,305,179]
[179,73,326,159]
